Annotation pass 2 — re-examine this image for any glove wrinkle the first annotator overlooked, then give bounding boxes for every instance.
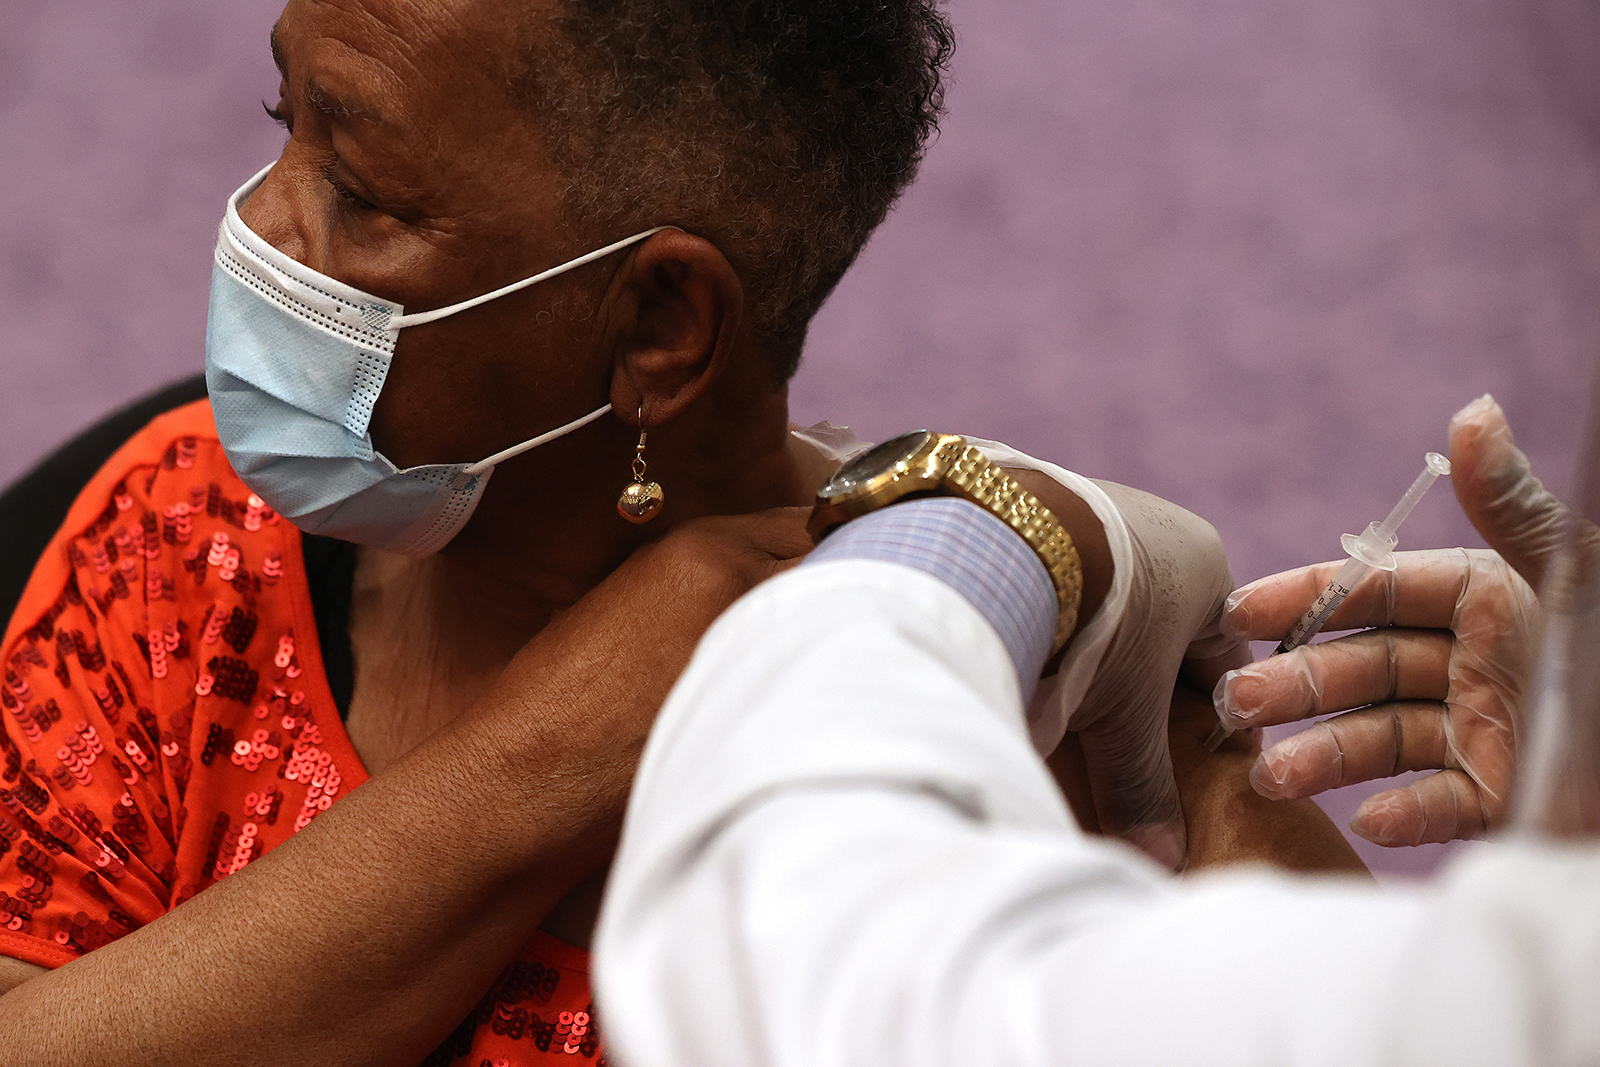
[1056,479,1240,869]
[1219,399,1562,847]
[1390,707,1404,779]
[1381,628,1402,704]
[1223,547,1534,845]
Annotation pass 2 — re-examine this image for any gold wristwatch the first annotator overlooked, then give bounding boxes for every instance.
[809,430,1083,651]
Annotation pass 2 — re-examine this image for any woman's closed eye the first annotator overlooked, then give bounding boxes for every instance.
[320,163,379,213]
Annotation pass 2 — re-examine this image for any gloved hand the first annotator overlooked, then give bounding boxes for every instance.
[1067,481,1252,868]
[1214,396,1561,845]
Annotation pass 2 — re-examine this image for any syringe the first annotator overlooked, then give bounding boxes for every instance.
[1204,451,1452,752]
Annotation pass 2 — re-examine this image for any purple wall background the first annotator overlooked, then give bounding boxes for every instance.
[3,0,1598,878]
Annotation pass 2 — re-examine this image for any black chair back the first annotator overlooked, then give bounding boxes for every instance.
[0,374,209,623]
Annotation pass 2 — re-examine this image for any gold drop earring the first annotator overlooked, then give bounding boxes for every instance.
[617,405,665,523]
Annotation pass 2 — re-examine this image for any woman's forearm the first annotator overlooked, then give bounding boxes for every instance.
[0,705,619,1067]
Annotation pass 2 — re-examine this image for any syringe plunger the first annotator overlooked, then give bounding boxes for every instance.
[1376,451,1452,541]
[1343,452,1451,572]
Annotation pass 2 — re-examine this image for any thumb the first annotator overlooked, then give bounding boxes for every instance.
[1180,608,1254,694]
[1077,709,1187,870]
[1449,395,1572,592]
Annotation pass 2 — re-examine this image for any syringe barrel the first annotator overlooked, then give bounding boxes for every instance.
[1278,554,1371,653]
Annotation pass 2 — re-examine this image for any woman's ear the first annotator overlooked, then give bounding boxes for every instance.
[606,229,744,427]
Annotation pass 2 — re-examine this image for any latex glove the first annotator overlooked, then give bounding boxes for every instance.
[1068,481,1252,868]
[1215,396,1559,845]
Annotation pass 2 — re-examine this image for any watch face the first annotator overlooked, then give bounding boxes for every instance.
[820,429,932,496]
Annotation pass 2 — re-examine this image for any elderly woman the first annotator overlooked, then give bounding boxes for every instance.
[0,0,1360,1064]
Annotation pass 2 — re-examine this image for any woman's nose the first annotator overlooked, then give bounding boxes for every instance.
[234,152,320,269]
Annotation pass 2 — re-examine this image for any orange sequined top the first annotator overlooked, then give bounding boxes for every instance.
[0,399,605,1066]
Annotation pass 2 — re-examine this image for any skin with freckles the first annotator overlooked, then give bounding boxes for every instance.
[1215,397,1560,847]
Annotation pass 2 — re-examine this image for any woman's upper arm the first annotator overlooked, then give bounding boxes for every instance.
[1166,684,1370,875]
[1046,685,1370,876]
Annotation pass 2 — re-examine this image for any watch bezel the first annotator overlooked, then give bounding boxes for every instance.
[810,430,955,538]
[807,429,1084,652]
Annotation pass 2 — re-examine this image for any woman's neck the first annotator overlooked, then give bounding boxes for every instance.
[431,385,814,638]
[342,387,834,773]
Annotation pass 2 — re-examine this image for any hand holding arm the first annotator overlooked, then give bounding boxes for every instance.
[598,536,1600,1067]
[1051,480,1251,867]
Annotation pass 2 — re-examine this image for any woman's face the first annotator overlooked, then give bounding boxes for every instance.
[239,0,614,470]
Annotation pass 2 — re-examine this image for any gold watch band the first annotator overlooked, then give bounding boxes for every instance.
[935,438,1085,651]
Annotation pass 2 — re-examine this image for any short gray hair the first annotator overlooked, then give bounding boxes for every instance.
[515,0,956,383]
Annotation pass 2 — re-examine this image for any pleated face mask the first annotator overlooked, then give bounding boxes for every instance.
[205,162,663,557]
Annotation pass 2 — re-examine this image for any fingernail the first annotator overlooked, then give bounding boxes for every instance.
[1212,670,1244,724]
[1350,792,1421,848]
[1220,584,1256,640]
[1124,820,1187,872]
[1213,667,1263,727]
[1450,395,1530,488]
[1448,393,1499,434]
[1248,750,1291,799]
[1252,726,1343,800]
[1481,426,1531,492]
[1248,730,1315,799]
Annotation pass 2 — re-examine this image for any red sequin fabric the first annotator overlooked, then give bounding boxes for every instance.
[0,401,608,1066]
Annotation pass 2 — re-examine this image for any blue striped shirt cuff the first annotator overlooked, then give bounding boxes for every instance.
[805,497,1057,699]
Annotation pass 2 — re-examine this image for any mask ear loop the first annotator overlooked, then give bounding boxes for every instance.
[392,227,670,329]
[461,402,615,477]
[411,226,669,477]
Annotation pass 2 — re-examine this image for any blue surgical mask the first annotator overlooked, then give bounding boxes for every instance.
[205,163,663,557]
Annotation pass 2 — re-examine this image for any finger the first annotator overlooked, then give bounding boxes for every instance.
[1449,395,1574,592]
[1248,701,1452,800]
[1077,714,1187,870]
[1180,628,1253,693]
[735,506,818,559]
[1225,550,1479,641]
[759,554,808,582]
[1214,628,1452,729]
[1349,769,1489,846]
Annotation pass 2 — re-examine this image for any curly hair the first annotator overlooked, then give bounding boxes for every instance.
[514,0,955,383]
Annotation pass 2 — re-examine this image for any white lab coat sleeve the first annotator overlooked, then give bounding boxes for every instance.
[593,560,1600,1067]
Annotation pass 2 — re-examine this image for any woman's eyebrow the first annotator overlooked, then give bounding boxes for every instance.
[306,79,383,124]
[271,24,289,77]
[270,24,384,125]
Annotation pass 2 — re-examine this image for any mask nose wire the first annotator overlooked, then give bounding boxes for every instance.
[391,227,670,329]
[461,402,615,478]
